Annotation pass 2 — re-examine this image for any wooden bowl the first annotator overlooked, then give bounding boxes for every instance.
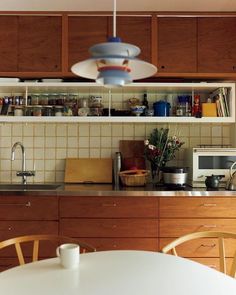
[119,169,150,186]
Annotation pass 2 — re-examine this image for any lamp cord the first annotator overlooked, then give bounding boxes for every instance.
[113,0,116,37]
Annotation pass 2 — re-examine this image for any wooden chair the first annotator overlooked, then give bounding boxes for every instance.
[161,231,236,278]
[0,234,96,266]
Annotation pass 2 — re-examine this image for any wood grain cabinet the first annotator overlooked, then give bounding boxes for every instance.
[60,196,159,251]
[198,17,236,73]
[0,15,62,73]
[0,196,59,271]
[68,15,109,70]
[157,17,197,73]
[115,16,152,63]
[159,197,236,274]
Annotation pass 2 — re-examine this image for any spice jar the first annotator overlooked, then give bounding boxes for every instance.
[14,106,23,116]
[33,106,42,116]
[54,106,64,116]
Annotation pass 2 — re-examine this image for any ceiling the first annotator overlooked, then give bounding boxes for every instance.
[0,0,235,12]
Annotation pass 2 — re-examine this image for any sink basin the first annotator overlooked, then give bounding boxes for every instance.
[0,184,62,190]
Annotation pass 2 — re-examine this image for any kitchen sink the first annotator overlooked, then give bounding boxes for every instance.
[0,184,62,190]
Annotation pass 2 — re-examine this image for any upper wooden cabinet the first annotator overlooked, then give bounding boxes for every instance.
[0,15,62,73]
[0,16,18,72]
[18,16,62,72]
[68,15,152,72]
[68,16,109,70]
[157,17,197,73]
[115,16,152,63]
[198,17,236,73]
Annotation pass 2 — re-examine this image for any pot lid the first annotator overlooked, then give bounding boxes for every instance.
[161,166,188,173]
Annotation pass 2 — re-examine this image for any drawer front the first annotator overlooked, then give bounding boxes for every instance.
[0,196,58,220]
[60,196,158,218]
[160,238,236,257]
[81,238,158,251]
[160,198,236,218]
[0,220,58,258]
[160,219,236,237]
[60,219,158,238]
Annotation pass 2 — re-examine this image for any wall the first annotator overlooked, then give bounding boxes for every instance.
[0,122,232,183]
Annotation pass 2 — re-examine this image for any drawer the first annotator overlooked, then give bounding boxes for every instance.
[159,238,236,257]
[160,198,236,218]
[160,219,236,237]
[81,238,158,251]
[0,196,58,220]
[60,218,158,238]
[60,196,158,218]
[190,258,234,276]
[0,221,58,257]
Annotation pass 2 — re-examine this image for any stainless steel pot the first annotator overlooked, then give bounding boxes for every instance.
[161,166,188,187]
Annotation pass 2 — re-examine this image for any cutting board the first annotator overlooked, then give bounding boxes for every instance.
[119,140,146,170]
[64,158,113,183]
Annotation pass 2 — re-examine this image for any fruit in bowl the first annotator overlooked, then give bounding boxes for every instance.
[130,105,146,116]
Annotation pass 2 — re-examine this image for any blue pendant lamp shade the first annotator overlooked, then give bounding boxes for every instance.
[71,2,157,88]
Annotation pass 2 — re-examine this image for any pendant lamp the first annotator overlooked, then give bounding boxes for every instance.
[71,0,157,88]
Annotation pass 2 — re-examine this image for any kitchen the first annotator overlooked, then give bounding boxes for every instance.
[0,0,236,286]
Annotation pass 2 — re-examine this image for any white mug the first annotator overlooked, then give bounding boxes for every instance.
[56,243,80,269]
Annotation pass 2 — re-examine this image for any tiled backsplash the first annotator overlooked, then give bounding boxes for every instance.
[0,122,232,183]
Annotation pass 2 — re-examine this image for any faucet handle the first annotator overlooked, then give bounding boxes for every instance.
[16,171,36,177]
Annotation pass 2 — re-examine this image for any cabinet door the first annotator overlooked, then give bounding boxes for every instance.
[198,17,236,73]
[115,16,152,63]
[157,17,197,72]
[0,16,18,71]
[18,16,62,72]
[68,16,109,70]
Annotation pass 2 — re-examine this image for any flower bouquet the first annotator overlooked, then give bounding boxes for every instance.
[144,128,184,184]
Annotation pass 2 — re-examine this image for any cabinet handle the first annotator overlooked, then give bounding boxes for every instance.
[0,201,31,207]
[102,224,117,229]
[202,224,217,228]
[202,203,217,207]
[200,243,216,248]
[102,203,117,207]
[0,226,13,231]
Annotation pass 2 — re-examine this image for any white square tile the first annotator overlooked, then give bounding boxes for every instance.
[56,124,67,136]
[12,124,23,136]
[56,149,67,159]
[90,137,100,148]
[212,125,222,137]
[55,159,65,171]
[45,159,56,171]
[101,137,112,148]
[1,124,12,137]
[34,148,45,159]
[34,124,45,136]
[123,124,134,137]
[34,137,45,148]
[34,171,45,183]
[23,124,34,136]
[0,137,11,148]
[45,124,56,137]
[90,124,101,136]
[90,149,100,158]
[56,171,64,182]
[45,137,56,148]
[134,124,146,137]
[56,137,67,148]
[68,124,78,136]
[79,124,89,136]
[45,148,56,160]
[78,149,89,158]
[79,137,89,148]
[45,171,55,182]
[112,124,123,137]
[67,149,78,158]
[101,149,112,158]
[101,124,112,137]
[67,137,78,148]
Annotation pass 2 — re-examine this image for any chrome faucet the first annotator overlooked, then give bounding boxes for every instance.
[11,142,35,184]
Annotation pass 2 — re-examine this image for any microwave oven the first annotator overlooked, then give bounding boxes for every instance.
[185,148,236,187]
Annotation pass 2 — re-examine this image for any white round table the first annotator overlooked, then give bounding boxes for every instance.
[0,250,236,295]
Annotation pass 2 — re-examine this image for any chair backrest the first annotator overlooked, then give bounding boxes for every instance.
[0,234,96,266]
[161,231,236,278]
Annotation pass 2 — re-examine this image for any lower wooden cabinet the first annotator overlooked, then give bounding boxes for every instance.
[159,197,236,273]
[0,195,59,271]
[60,196,159,251]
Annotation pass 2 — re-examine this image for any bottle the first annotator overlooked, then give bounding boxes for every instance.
[142,93,149,116]
[113,152,121,187]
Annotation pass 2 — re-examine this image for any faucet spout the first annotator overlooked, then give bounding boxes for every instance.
[11,142,27,184]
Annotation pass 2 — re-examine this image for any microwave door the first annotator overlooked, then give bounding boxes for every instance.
[196,155,236,182]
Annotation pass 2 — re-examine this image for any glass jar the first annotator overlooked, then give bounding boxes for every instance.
[176,96,191,117]
[33,106,42,116]
[14,106,23,116]
[42,106,53,116]
[54,106,64,116]
[39,94,49,105]
[31,94,39,105]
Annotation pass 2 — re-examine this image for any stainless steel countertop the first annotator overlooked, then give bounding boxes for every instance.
[0,183,236,197]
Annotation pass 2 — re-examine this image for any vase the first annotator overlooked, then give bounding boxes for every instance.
[151,163,162,186]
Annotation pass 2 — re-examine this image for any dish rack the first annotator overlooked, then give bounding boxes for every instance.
[119,169,150,186]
